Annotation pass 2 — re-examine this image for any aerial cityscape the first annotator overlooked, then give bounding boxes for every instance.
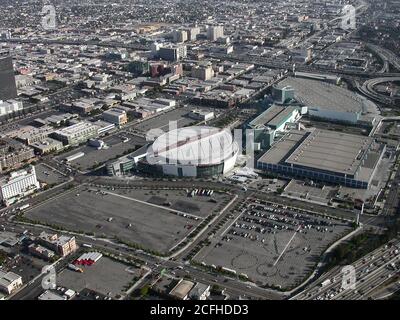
[0,0,400,306]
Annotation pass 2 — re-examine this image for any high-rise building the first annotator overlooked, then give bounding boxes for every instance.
[157,44,187,62]
[173,30,188,43]
[0,55,17,101]
[207,25,224,41]
[191,65,215,81]
[186,27,200,41]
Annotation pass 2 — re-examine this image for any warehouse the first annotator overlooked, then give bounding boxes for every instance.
[257,129,385,189]
[140,126,239,177]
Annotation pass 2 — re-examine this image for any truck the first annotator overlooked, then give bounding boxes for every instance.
[18,204,30,211]
[321,279,332,287]
[68,264,83,273]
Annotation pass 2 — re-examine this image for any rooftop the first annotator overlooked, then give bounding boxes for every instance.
[169,279,195,300]
[276,77,365,114]
[249,105,298,129]
[258,129,375,176]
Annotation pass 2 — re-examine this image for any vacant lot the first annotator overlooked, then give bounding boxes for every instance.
[57,257,139,299]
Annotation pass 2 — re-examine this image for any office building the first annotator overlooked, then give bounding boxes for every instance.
[0,166,40,206]
[157,44,187,61]
[30,138,64,155]
[0,55,17,101]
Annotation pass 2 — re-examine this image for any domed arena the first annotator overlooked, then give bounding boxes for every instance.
[140,126,239,177]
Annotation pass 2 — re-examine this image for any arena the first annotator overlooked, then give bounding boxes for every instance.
[139,126,239,177]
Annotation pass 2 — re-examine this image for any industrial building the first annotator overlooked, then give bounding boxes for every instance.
[274,77,371,124]
[51,121,99,146]
[140,126,239,177]
[247,105,301,149]
[257,129,385,189]
[0,165,40,206]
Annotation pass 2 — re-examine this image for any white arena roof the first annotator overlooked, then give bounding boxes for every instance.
[147,126,239,166]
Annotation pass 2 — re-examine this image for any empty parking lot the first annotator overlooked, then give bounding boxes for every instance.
[25,185,204,254]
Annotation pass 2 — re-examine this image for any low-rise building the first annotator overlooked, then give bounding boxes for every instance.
[169,279,195,300]
[188,110,215,122]
[30,138,64,155]
[0,138,35,173]
[189,283,210,300]
[38,232,77,257]
[0,269,22,294]
[103,108,128,126]
[51,122,99,146]
[0,99,23,116]
[28,243,56,260]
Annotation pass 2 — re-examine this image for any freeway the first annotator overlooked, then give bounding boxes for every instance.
[358,77,400,106]
[291,238,400,300]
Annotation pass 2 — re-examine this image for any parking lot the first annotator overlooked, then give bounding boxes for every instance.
[56,133,146,171]
[110,187,230,218]
[132,107,199,133]
[25,185,206,254]
[57,256,140,299]
[35,163,68,186]
[195,197,352,290]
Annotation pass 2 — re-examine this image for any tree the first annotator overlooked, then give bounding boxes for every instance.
[140,285,149,297]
